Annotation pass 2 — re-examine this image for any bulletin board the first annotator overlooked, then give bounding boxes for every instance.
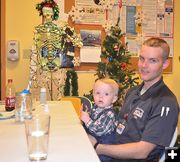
[64,0,174,73]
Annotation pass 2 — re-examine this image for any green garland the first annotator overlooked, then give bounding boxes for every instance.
[36,0,59,21]
[64,70,78,96]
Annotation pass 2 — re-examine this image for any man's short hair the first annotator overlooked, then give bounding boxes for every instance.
[143,37,170,60]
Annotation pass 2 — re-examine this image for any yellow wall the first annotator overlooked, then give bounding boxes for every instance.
[163,1,180,105]
[6,0,180,105]
[6,0,40,91]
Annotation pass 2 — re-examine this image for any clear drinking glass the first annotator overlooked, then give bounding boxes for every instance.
[24,114,50,161]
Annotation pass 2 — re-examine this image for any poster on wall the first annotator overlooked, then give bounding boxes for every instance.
[115,0,174,57]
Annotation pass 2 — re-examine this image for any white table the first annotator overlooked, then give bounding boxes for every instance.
[0,101,100,162]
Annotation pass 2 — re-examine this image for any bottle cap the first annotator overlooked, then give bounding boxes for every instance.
[8,79,13,83]
[40,87,46,92]
[18,89,31,97]
[21,89,30,94]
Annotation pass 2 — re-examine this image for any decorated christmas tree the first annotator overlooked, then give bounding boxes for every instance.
[85,17,139,108]
[99,19,138,104]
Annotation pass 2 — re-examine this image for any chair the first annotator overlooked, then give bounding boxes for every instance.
[76,96,93,112]
[159,127,178,162]
[60,96,93,117]
[60,97,81,117]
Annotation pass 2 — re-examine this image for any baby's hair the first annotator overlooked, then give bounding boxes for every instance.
[95,78,119,95]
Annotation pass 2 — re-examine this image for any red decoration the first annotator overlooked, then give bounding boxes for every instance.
[121,63,127,70]
[113,45,119,51]
[119,0,122,9]
[118,0,122,18]
[40,1,57,9]
[43,3,53,8]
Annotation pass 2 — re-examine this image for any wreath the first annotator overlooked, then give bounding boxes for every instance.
[36,0,59,21]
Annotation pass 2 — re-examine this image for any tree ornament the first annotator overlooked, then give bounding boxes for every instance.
[108,57,113,62]
[113,44,119,51]
[120,63,127,70]
[102,47,106,52]
[128,78,133,84]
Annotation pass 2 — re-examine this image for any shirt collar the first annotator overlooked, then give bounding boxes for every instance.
[94,104,113,110]
[138,77,165,100]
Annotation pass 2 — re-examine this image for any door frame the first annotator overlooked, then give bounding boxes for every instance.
[0,0,6,100]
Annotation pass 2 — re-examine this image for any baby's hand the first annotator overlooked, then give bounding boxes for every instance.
[82,103,89,112]
[80,104,90,124]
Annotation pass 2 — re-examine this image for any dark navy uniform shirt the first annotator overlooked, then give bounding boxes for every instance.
[113,78,179,162]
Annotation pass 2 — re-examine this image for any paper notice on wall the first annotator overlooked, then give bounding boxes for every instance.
[164,5,173,36]
[126,36,140,57]
[74,0,106,24]
[80,47,101,63]
[142,0,157,36]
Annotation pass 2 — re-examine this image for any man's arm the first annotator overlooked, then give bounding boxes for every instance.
[96,141,156,159]
[88,134,156,160]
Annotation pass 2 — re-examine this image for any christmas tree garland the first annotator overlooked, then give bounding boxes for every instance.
[63,70,78,96]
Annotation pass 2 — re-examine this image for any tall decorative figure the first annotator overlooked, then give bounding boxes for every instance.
[35,0,62,71]
[30,0,82,100]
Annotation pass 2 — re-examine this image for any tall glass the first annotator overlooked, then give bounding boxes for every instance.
[24,114,50,161]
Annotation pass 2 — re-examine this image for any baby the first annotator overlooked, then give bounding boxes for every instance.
[81,78,119,162]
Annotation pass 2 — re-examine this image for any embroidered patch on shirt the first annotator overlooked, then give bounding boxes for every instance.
[116,123,125,135]
[133,107,144,119]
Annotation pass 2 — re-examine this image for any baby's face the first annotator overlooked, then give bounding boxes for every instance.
[93,82,117,108]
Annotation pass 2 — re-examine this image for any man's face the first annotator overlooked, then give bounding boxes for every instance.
[138,45,168,87]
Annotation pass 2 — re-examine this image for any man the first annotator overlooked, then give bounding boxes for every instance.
[87,37,179,162]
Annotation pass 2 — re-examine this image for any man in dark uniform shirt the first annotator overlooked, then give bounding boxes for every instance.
[85,37,179,162]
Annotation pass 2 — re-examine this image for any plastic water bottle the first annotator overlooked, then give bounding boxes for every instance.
[39,88,49,113]
[15,89,32,122]
[40,87,47,105]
